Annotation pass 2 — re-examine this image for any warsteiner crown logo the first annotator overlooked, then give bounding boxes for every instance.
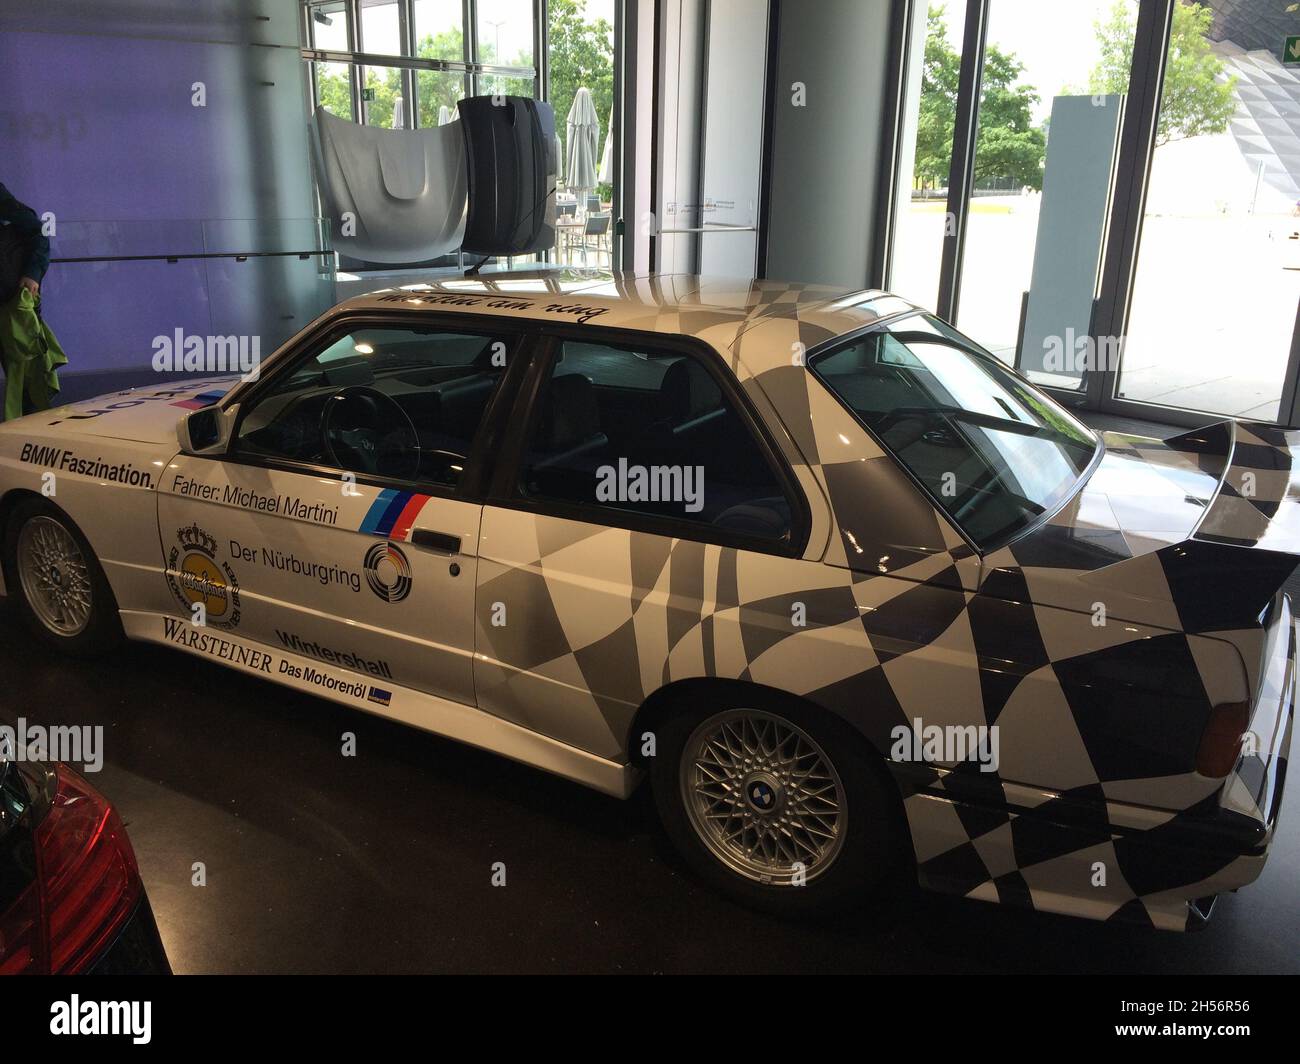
[166,522,241,628]
[177,522,218,557]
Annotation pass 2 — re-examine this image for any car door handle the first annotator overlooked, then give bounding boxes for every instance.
[410,529,461,554]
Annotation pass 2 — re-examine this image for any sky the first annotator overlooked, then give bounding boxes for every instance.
[935,0,1139,126]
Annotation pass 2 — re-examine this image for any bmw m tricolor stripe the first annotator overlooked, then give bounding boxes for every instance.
[170,389,227,411]
[360,489,432,541]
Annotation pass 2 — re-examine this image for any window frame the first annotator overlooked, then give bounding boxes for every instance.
[214,310,537,501]
[301,0,542,129]
[486,324,812,558]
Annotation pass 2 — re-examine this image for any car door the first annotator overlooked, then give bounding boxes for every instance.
[158,314,525,707]
[472,330,822,760]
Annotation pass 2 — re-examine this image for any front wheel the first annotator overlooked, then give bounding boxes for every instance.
[4,498,123,655]
[650,693,902,916]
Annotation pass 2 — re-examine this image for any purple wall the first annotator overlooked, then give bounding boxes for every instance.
[0,0,331,393]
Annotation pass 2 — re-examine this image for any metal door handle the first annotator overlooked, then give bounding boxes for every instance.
[410,529,461,554]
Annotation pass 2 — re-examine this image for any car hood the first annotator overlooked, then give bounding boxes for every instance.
[982,420,1300,633]
[24,377,239,444]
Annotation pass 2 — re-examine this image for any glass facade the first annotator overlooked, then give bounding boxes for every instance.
[303,1,620,270]
[305,0,539,129]
[1115,2,1300,420]
[890,1,968,313]
[889,0,1300,428]
[955,0,1135,373]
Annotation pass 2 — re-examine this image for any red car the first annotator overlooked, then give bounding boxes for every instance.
[0,755,169,974]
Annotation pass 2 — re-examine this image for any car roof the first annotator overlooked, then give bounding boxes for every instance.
[329,269,922,368]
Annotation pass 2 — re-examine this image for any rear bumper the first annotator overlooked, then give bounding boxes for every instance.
[904,782,1283,931]
[88,893,172,975]
[1216,594,1295,853]
[901,613,1293,930]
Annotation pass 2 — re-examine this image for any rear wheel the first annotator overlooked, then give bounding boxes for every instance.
[650,691,902,915]
[4,498,123,655]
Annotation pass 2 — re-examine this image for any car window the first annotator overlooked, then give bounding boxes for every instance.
[517,340,794,542]
[235,324,510,488]
[811,313,1098,549]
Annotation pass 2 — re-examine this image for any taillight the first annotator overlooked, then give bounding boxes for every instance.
[0,882,42,975]
[1196,701,1251,778]
[0,766,141,975]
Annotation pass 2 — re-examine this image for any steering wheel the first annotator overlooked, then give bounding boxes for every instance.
[320,386,421,480]
[874,406,946,433]
[420,447,471,485]
[874,405,965,447]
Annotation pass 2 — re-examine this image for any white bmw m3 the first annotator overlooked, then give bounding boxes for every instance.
[0,271,1291,929]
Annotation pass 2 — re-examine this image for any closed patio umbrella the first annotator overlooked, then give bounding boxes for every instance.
[565,87,600,196]
[438,104,455,126]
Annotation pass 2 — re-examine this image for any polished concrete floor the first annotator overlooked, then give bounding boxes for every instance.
[2,602,1296,975]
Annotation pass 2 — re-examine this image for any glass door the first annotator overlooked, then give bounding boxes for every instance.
[548,0,617,267]
[890,0,970,312]
[888,0,1300,429]
[1107,1,1300,422]
[358,0,410,129]
[893,0,1137,383]
[308,1,355,121]
[955,0,1135,385]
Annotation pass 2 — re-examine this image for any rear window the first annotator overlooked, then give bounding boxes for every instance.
[810,314,1098,549]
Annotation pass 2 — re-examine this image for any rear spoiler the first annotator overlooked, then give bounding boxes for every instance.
[1158,420,1300,632]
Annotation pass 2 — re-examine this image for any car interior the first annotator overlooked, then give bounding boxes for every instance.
[813,324,1096,546]
[519,341,794,539]
[235,329,794,541]
[235,327,506,486]
[817,333,1004,503]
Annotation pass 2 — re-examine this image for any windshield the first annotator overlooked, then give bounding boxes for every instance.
[810,314,1098,549]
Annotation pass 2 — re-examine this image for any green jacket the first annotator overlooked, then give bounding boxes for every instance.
[1,288,67,420]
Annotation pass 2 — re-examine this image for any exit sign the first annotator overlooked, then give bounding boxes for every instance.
[1285,35,1300,64]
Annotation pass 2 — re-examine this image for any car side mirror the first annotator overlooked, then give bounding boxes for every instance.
[176,404,238,456]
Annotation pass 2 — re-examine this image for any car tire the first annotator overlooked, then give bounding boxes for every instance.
[650,689,903,916]
[4,497,123,656]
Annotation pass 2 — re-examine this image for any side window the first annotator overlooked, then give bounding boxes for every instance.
[517,340,794,543]
[235,324,510,488]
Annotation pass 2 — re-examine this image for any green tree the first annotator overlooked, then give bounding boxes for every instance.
[1087,0,1237,145]
[315,63,404,126]
[547,0,615,167]
[914,5,1046,190]
[314,25,521,129]
[974,48,1047,188]
[416,26,470,128]
[362,66,403,128]
[915,7,961,188]
[313,3,614,150]
[316,63,353,121]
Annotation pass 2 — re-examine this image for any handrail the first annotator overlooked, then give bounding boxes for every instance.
[301,47,534,78]
[656,225,758,235]
[51,249,331,264]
